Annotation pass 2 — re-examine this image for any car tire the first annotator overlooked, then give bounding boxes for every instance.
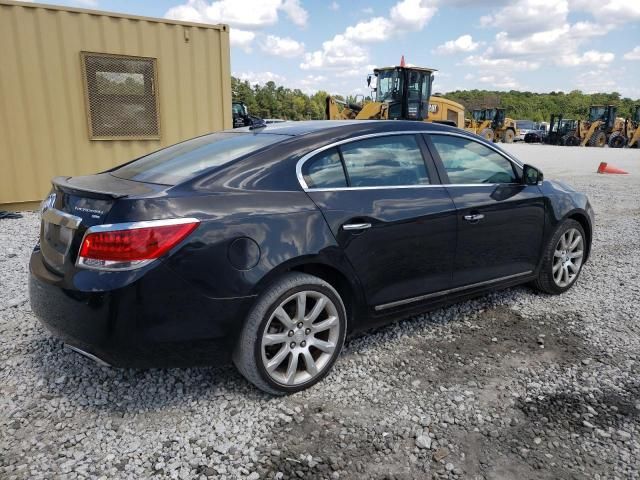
[532,219,586,295]
[233,272,347,395]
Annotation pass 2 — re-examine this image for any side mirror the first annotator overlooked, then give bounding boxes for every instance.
[523,164,543,185]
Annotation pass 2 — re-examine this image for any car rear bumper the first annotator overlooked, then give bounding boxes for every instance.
[29,249,255,368]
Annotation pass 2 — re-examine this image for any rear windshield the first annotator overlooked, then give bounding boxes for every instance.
[111,132,288,185]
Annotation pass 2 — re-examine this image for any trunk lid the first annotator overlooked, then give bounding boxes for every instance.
[40,173,164,274]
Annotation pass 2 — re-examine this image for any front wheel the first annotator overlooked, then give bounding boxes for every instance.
[532,219,586,294]
[233,272,346,395]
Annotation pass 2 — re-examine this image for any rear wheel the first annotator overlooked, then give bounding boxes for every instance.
[503,129,515,143]
[233,272,346,395]
[563,135,580,146]
[608,132,626,148]
[479,128,494,142]
[532,219,586,295]
[588,131,606,147]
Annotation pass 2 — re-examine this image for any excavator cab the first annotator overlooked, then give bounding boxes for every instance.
[471,109,483,122]
[372,66,434,121]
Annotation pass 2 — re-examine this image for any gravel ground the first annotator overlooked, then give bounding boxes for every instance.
[1,145,639,479]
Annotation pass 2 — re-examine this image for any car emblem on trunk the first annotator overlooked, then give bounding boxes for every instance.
[39,192,57,216]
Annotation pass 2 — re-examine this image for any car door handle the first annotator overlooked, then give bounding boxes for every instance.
[463,214,485,222]
[343,223,372,231]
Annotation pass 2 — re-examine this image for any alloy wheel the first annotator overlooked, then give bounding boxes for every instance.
[261,290,341,386]
[552,228,584,288]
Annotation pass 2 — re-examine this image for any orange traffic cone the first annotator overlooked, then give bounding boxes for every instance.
[597,162,628,174]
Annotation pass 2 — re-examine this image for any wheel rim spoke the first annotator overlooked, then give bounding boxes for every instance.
[302,349,318,376]
[311,338,335,354]
[569,250,583,259]
[553,261,562,273]
[295,293,307,322]
[554,249,563,258]
[266,346,290,372]
[285,352,300,385]
[306,297,327,323]
[274,306,295,329]
[263,332,289,346]
[312,315,338,333]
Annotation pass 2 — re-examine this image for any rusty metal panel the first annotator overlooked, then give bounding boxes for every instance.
[0,0,232,207]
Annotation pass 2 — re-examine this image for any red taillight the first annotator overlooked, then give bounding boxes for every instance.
[77,219,199,270]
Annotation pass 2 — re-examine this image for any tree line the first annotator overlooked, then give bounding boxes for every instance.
[232,76,639,123]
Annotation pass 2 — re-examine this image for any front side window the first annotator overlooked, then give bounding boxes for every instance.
[340,135,429,187]
[301,148,347,189]
[81,52,160,140]
[430,135,518,185]
[112,132,287,185]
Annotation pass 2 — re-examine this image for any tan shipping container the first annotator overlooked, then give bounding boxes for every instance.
[0,0,232,210]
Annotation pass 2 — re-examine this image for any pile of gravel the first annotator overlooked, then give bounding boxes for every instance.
[1,162,639,479]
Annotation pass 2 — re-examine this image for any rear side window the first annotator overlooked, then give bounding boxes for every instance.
[340,135,429,187]
[430,135,518,184]
[301,148,347,189]
[111,132,287,185]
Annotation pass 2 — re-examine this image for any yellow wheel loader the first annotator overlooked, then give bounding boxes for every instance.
[609,105,640,148]
[325,60,466,128]
[465,109,494,141]
[564,105,618,147]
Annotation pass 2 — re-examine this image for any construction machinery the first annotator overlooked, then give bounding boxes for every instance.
[325,58,466,128]
[232,101,266,129]
[563,105,619,147]
[608,105,640,148]
[464,108,518,143]
[464,109,494,140]
[545,115,578,145]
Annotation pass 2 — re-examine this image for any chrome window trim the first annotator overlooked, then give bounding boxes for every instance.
[76,217,200,271]
[375,270,533,311]
[295,129,524,192]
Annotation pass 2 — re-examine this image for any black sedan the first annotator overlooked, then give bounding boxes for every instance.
[29,121,594,394]
[524,129,546,143]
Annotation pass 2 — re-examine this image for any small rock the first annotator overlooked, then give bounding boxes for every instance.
[433,448,450,462]
[445,463,455,472]
[415,435,432,450]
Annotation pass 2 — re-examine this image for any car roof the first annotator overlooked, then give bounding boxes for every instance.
[229,120,461,137]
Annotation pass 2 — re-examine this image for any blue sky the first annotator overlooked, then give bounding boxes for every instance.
[32,0,640,98]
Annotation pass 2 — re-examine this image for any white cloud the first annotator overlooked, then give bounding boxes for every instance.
[390,0,438,30]
[301,0,437,73]
[260,35,305,58]
[433,34,479,54]
[569,0,640,23]
[234,71,286,85]
[230,29,256,50]
[476,75,521,90]
[623,46,640,61]
[165,0,309,50]
[329,1,339,11]
[344,17,394,42]
[281,0,308,27]
[480,0,569,35]
[557,49,615,66]
[301,34,368,70]
[460,55,540,71]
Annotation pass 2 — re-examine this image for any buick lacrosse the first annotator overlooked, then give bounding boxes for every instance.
[29,121,593,394]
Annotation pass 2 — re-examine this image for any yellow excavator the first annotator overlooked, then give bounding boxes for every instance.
[609,105,640,148]
[325,59,466,128]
